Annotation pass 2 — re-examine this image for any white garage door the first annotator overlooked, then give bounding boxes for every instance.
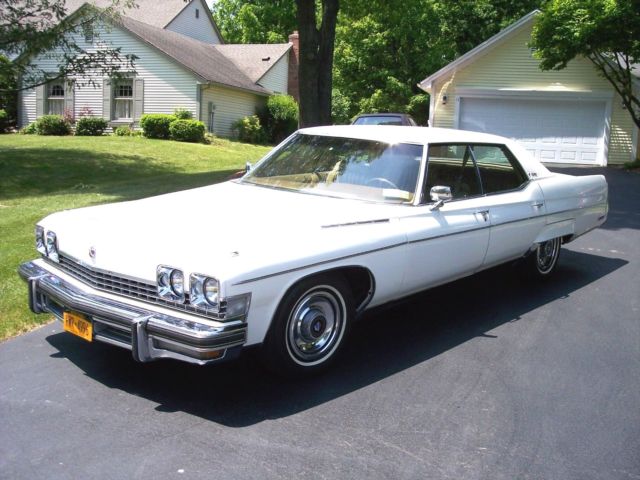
[459,97,607,165]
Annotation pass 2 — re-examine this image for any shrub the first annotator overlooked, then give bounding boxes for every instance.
[232,115,267,144]
[35,115,71,135]
[173,108,193,120]
[114,126,134,136]
[140,113,176,139]
[0,109,8,133]
[169,119,205,143]
[75,117,108,136]
[263,94,298,143]
[20,122,37,134]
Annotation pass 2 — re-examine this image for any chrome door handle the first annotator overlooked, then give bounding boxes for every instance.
[476,210,489,222]
[532,202,544,208]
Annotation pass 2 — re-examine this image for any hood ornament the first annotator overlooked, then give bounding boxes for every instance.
[89,246,96,259]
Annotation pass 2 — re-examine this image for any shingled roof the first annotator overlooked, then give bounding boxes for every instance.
[63,0,190,29]
[118,16,273,94]
[213,44,292,84]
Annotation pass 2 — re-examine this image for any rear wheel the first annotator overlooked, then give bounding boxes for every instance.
[263,274,353,377]
[526,237,561,278]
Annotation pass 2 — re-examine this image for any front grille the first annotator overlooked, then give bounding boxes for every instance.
[54,254,226,320]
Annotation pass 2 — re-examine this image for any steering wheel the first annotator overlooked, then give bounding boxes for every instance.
[366,177,398,189]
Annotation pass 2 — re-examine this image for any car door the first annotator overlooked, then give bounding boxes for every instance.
[401,144,490,293]
[471,144,547,268]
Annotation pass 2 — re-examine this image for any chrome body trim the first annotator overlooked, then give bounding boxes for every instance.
[19,261,247,365]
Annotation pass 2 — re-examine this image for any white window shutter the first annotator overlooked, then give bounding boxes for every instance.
[64,81,74,116]
[133,78,144,121]
[35,84,45,118]
[102,78,111,121]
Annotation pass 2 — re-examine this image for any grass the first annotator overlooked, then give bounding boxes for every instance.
[0,134,270,340]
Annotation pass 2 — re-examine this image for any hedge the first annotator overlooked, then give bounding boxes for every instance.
[169,119,205,143]
[35,115,71,135]
[75,117,108,136]
[232,115,267,144]
[140,113,175,139]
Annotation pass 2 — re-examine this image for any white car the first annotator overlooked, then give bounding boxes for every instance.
[19,126,608,375]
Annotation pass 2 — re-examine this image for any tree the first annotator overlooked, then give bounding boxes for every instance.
[211,0,296,44]
[531,0,640,129]
[296,0,339,127]
[0,0,137,95]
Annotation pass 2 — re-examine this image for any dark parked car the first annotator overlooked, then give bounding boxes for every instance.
[351,113,420,126]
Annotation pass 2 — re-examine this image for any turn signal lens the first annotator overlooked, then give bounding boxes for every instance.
[35,226,46,256]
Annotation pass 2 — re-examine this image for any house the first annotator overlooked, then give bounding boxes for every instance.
[18,0,298,137]
[418,11,638,166]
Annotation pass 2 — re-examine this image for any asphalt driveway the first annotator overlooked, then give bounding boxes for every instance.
[1,167,638,480]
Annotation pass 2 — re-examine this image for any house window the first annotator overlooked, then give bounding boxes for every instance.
[113,79,133,120]
[195,8,199,18]
[47,82,65,115]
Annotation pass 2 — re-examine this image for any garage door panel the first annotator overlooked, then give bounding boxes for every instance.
[459,97,607,165]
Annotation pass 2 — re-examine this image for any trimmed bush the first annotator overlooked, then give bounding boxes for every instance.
[0,109,8,133]
[114,126,133,136]
[169,119,205,143]
[260,94,298,143]
[75,117,108,136]
[35,115,71,135]
[173,108,193,120]
[232,115,267,144]
[20,122,37,134]
[140,113,175,139]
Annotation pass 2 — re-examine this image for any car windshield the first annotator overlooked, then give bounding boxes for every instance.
[353,116,403,126]
[242,134,423,204]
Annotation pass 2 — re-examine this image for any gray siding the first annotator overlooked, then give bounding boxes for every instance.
[165,0,221,45]
[201,85,265,137]
[20,22,200,127]
[258,54,289,94]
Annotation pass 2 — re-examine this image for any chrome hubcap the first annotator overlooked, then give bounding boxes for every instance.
[287,287,344,364]
[536,238,560,274]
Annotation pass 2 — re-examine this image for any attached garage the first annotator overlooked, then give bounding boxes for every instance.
[418,11,638,166]
[457,96,610,165]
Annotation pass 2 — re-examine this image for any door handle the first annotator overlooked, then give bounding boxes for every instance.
[532,202,544,208]
[476,210,489,222]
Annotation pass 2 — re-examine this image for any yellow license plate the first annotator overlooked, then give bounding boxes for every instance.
[63,311,93,342]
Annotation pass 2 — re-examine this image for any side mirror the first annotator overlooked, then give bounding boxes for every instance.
[245,161,253,173]
[430,185,452,210]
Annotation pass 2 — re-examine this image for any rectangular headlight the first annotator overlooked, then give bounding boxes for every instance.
[157,265,186,302]
[35,226,46,256]
[45,231,59,262]
[189,273,219,311]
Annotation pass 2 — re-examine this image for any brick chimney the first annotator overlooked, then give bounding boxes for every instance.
[288,31,299,102]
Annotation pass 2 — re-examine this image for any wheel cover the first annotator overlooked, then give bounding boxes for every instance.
[536,237,560,274]
[286,286,345,365]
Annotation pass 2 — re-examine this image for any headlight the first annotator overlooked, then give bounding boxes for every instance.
[35,226,46,256]
[157,265,185,302]
[45,231,59,262]
[189,273,219,309]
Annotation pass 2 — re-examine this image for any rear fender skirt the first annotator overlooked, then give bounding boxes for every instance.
[534,219,575,244]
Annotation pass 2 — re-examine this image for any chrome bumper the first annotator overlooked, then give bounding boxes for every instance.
[18,261,247,365]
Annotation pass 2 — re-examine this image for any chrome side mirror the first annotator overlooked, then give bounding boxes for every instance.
[430,185,452,210]
[245,161,253,173]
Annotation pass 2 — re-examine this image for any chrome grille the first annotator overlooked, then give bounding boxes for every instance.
[54,254,226,319]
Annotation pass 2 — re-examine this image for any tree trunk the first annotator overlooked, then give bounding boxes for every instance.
[295,0,339,127]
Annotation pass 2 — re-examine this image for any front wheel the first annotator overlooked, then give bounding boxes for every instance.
[525,237,562,278]
[263,274,353,377]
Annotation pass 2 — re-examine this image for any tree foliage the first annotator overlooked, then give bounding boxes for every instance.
[531,0,640,129]
[211,0,297,43]
[0,0,137,94]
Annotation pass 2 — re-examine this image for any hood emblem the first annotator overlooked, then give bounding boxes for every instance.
[89,246,96,259]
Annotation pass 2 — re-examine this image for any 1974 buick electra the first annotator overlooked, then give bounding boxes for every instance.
[19,126,608,375]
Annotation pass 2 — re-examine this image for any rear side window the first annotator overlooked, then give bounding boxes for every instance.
[473,145,528,194]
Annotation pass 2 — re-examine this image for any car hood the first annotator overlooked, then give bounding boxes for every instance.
[39,181,409,286]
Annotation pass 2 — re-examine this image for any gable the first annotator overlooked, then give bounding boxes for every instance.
[164,0,223,44]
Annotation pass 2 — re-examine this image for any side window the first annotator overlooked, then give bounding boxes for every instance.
[473,145,528,194]
[423,144,481,202]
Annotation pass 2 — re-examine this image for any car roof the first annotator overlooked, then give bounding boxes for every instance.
[297,126,552,178]
[299,125,507,145]
[354,113,409,117]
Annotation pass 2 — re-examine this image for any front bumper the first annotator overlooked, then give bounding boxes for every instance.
[18,261,247,365]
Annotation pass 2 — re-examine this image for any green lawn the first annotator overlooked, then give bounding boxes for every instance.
[0,134,271,340]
